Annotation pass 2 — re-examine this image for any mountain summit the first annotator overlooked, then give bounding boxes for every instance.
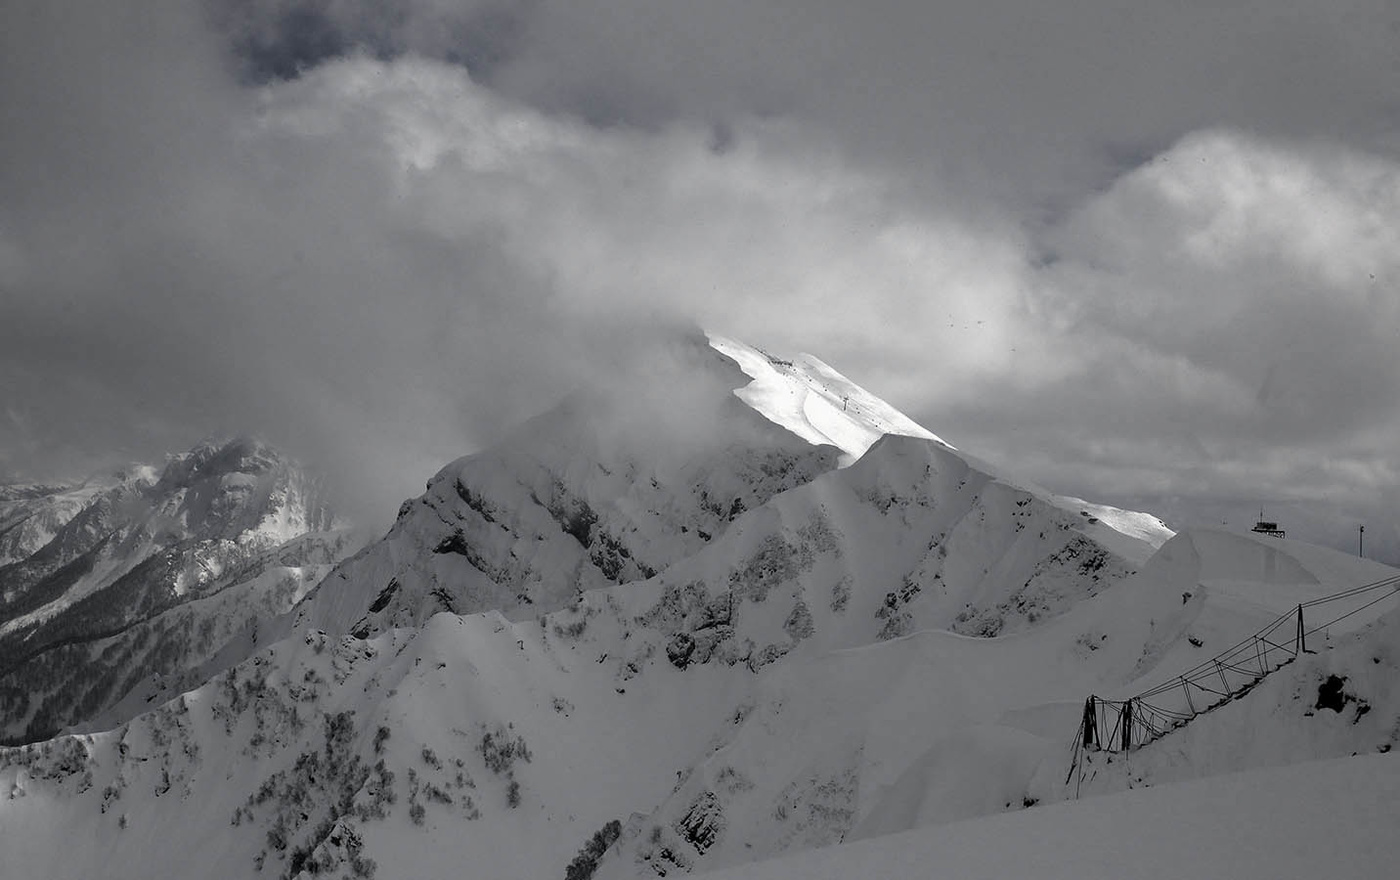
[292,332,1170,645]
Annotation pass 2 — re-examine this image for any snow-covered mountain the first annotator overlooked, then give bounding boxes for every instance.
[0,438,362,743]
[0,479,125,568]
[3,526,1393,880]
[290,333,1169,647]
[290,336,844,642]
[2,333,1392,880]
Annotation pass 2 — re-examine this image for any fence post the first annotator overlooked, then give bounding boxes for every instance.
[1121,699,1133,750]
[1296,604,1305,654]
[1082,696,1097,749]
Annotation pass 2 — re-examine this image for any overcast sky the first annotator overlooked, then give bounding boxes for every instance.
[3,1,1399,557]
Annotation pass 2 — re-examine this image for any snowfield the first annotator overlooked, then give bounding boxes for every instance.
[692,753,1400,880]
[1,335,1395,880]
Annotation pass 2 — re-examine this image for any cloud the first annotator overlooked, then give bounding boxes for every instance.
[3,0,1399,561]
[0,7,578,515]
[930,130,1400,555]
[1042,130,1400,441]
[210,0,531,85]
[0,12,1025,524]
[233,57,1035,502]
[214,1,1400,209]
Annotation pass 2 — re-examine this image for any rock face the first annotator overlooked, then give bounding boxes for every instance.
[0,438,359,743]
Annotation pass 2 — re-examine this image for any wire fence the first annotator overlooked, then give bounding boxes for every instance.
[1067,571,1400,792]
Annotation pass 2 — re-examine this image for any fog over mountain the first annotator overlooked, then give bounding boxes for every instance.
[3,0,1399,554]
[7,7,1400,877]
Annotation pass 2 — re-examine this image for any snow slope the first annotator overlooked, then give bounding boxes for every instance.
[1061,556,1400,806]
[829,527,1400,848]
[688,753,1400,880]
[2,523,1393,880]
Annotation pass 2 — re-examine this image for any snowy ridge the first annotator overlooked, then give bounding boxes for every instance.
[0,438,359,743]
[0,480,122,569]
[296,333,1168,646]
[708,333,950,465]
[711,333,1172,558]
[291,336,846,641]
[2,523,1393,880]
[8,335,1388,880]
[591,528,1400,877]
[0,439,340,640]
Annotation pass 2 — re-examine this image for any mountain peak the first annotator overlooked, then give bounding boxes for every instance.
[707,333,952,465]
[155,436,282,491]
[0,433,360,743]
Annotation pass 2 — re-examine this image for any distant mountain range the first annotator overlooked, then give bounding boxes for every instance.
[0,438,362,742]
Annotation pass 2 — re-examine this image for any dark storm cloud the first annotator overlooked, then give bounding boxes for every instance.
[212,0,529,83]
[3,0,1399,558]
[218,1,1400,205]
